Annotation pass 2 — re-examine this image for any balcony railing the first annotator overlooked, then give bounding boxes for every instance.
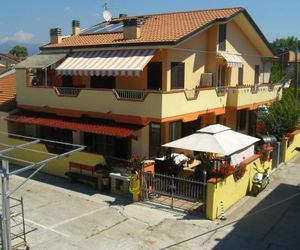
[112,89,148,101]
[54,87,81,97]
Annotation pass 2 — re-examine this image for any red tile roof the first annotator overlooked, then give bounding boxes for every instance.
[43,7,243,49]
[6,112,142,137]
[0,71,16,107]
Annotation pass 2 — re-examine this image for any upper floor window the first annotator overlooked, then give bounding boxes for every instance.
[171,62,185,89]
[218,24,227,51]
[91,75,116,89]
[147,62,162,90]
[254,65,260,84]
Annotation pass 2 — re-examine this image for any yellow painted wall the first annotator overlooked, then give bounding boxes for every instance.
[206,25,218,74]
[206,157,261,220]
[226,21,264,85]
[283,131,300,163]
[0,112,8,132]
[0,135,106,178]
[168,31,208,90]
[132,125,149,159]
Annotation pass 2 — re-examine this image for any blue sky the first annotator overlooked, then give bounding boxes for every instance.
[0,0,299,45]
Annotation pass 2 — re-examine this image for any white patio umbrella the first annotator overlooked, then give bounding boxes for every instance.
[162,124,260,156]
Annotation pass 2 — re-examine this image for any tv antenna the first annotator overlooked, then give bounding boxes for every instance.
[102,2,112,21]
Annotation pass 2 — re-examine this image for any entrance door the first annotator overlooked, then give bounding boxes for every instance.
[114,137,130,159]
[147,62,162,90]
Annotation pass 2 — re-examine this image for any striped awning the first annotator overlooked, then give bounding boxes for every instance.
[218,52,243,68]
[56,49,156,77]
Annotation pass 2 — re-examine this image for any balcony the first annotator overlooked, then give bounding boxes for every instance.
[17,84,228,122]
[227,84,282,109]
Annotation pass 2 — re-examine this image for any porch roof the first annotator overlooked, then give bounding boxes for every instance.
[6,112,142,137]
[55,49,156,77]
[15,53,66,69]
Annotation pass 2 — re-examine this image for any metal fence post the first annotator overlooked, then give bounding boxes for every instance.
[203,170,207,213]
[171,175,174,209]
[1,159,11,250]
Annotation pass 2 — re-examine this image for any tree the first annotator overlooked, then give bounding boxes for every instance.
[9,45,28,57]
[258,93,300,138]
[271,36,300,52]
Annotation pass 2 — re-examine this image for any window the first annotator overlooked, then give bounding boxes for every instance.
[217,65,226,86]
[90,76,116,89]
[62,75,73,87]
[182,118,201,137]
[147,62,162,90]
[149,123,161,157]
[171,62,185,89]
[236,110,247,131]
[218,24,227,51]
[39,126,72,154]
[169,121,182,142]
[254,65,260,84]
[238,65,244,85]
[84,133,130,159]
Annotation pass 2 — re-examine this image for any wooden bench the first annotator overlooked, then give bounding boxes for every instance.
[65,162,98,188]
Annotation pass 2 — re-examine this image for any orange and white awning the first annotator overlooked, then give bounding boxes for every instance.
[218,52,243,68]
[56,49,156,77]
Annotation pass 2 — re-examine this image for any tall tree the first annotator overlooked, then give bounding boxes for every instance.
[9,45,28,57]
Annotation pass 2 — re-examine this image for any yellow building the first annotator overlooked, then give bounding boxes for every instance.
[9,7,281,161]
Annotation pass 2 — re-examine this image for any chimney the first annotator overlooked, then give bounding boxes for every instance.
[50,28,62,44]
[123,18,143,40]
[72,20,80,35]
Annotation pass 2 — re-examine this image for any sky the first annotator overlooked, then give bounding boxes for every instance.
[0,0,299,45]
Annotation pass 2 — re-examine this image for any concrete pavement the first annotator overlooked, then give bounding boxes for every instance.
[3,153,300,249]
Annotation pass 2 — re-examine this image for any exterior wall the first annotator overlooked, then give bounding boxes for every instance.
[132,125,149,159]
[167,31,208,91]
[117,49,168,91]
[206,26,218,74]
[206,156,261,220]
[226,21,264,85]
[0,112,8,131]
[0,135,106,178]
[283,130,300,163]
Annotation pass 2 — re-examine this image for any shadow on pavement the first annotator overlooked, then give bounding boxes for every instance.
[213,183,300,249]
[9,165,99,196]
[159,183,300,250]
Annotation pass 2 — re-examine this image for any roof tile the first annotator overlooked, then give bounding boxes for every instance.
[43,7,243,49]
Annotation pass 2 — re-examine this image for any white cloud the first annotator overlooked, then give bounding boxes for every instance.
[12,30,35,43]
[0,36,9,44]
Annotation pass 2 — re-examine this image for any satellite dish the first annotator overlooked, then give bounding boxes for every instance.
[103,10,112,21]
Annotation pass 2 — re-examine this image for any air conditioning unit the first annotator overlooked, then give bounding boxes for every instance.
[200,73,213,87]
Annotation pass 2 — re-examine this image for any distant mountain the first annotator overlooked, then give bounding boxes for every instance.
[0,40,41,56]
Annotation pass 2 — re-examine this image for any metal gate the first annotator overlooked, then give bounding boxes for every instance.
[141,171,206,212]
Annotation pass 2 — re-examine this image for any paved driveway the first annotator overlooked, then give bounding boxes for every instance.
[3,154,300,249]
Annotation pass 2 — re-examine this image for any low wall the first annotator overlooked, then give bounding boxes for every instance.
[283,129,300,163]
[0,136,106,178]
[206,155,261,220]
